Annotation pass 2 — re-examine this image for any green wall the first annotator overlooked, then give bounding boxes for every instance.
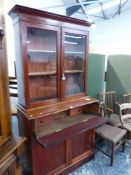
[88,54,105,99]
[106,55,131,101]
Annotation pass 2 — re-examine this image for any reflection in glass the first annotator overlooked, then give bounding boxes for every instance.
[27,27,57,102]
[27,28,57,73]
[29,75,57,102]
[65,74,84,96]
[64,33,86,96]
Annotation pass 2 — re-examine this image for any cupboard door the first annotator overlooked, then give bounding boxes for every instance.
[26,25,60,104]
[71,130,93,159]
[61,29,88,99]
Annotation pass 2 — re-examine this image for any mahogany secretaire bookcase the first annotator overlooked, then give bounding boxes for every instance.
[9,5,106,175]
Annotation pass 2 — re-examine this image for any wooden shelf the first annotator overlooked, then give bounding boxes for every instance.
[64,70,83,74]
[31,95,56,103]
[28,71,56,76]
[28,50,84,54]
[28,49,56,53]
[65,51,84,54]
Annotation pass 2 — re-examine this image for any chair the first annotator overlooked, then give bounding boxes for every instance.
[123,93,131,103]
[96,124,127,166]
[99,91,121,127]
[119,103,131,138]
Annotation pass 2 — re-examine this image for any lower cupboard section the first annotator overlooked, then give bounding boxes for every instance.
[32,129,95,175]
[32,140,66,175]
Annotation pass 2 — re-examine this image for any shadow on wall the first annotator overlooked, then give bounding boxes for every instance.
[106,55,131,101]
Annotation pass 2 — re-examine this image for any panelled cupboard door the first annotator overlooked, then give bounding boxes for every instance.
[24,23,61,107]
[61,28,89,100]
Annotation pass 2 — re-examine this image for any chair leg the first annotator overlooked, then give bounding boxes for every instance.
[122,135,127,152]
[111,143,115,166]
[128,132,131,139]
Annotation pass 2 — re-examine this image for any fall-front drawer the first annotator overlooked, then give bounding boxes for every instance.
[36,114,99,148]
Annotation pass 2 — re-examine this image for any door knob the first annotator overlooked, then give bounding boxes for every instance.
[62,73,66,80]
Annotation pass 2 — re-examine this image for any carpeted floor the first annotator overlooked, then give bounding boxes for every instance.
[70,142,131,175]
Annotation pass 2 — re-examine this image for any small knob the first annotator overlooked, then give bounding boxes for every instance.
[62,73,66,80]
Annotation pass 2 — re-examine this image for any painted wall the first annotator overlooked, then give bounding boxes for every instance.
[88,54,105,99]
[106,55,131,101]
[90,1,131,55]
[4,0,15,77]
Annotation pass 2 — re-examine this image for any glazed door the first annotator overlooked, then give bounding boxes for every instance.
[26,24,60,106]
[61,29,88,100]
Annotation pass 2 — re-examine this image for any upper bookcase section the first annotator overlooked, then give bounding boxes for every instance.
[8,5,91,28]
[8,5,91,109]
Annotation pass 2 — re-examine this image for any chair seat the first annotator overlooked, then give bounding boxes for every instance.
[96,124,127,144]
[107,113,122,127]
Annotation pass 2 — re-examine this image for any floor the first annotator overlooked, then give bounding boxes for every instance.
[12,117,131,175]
[70,141,131,175]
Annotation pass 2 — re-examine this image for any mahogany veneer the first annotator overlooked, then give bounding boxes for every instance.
[9,5,107,175]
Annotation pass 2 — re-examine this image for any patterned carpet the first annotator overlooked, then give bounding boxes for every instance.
[70,142,131,175]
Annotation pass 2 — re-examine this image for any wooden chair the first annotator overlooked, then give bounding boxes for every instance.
[119,103,131,138]
[123,93,131,103]
[96,124,127,166]
[99,91,121,127]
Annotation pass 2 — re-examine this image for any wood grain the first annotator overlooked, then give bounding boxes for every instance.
[0,0,11,145]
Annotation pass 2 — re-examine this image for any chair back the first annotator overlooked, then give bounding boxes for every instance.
[119,103,131,126]
[100,91,116,116]
[119,103,131,111]
[123,93,131,103]
[100,91,116,110]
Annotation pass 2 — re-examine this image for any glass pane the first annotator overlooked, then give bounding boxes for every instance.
[29,75,57,102]
[65,74,84,96]
[64,32,86,96]
[27,27,57,102]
